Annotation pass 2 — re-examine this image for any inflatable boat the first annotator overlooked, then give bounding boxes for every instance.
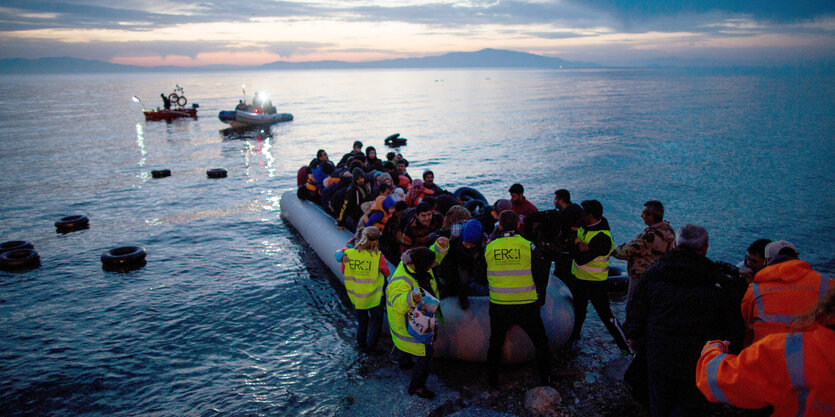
[218,110,293,128]
[279,190,575,363]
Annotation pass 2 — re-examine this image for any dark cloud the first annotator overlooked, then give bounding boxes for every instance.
[563,0,835,25]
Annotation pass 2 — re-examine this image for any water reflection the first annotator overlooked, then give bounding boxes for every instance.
[135,123,148,180]
[220,126,273,141]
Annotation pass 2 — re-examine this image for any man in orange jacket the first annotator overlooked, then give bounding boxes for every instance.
[696,290,835,417]
[741,240,833,346]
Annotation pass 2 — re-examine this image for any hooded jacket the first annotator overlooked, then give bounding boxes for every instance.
[336,167,371,229]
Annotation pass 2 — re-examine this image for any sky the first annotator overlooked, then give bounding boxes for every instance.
[0,0,833,67]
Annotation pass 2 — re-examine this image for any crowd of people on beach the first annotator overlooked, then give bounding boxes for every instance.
[295,141,834,416]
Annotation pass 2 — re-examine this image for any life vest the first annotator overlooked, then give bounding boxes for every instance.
[342,249,384,309]
[742,259,832,344]
[485,234,537,305]
[385,241,447,357]
[697,324,835,417]
[571,228,614,282]
[359,196,391,230]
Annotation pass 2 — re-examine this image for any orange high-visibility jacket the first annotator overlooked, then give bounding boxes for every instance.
[696,324,835,417]
[741,260,832,344]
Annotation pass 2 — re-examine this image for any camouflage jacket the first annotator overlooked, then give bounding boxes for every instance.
[613,220,676,279]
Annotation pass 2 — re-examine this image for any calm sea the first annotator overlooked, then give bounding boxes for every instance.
[1,68,833,416]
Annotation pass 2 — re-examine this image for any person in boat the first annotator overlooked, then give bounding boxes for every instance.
[386,240,449,399]
[309,149,334,192]
[568,200,630,352]
[508,183,538,229]
[486,199,513,240]
[611,200,676,308]
[421,170,446,195]
[386,151,397,163]
[338,141,364,167]
[382,161,398,185]
[358,195,396,232]
[335,226,391,354]
[396,159,411,182]
[371,172,394,198]
[322,170,353,216]
[235,99,245,110]
[336,168,371,231]
[399,202,443,255]
[437,218,489,309]
[380,200,408,263]
[161,93,171,110]
[364,146,384,173]
[696,288,835,417]
[486,209,552,388]
[405,179,433,208]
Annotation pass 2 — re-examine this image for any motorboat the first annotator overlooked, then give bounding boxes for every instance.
[135,85,199,121]
[218,108,293,128]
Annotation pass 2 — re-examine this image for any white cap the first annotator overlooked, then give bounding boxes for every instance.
[764,240,797,261]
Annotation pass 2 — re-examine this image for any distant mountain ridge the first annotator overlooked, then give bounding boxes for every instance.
[0,49,600,74]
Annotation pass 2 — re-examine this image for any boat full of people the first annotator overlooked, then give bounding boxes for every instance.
[218,91,293,128]
[279,189,575,363]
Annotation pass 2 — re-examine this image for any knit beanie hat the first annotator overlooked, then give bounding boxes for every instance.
[461,219,484,243]
[383,196,396,211]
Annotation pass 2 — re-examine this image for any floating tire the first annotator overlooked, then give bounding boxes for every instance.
[101,246,147,272]
[464,199,488,216]
[453,187,488,204]
[207,168,227,178]
[55,215,89,233]
[151,169,171,178]
[0,240,34,254]
[0,248,40,271]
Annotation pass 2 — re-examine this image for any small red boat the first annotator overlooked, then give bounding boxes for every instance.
[143,106,198,121]
[134,84,199,121]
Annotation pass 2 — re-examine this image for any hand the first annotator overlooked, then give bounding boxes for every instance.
[341,255,350,264]
[436,237,449,249]
[577,242,589,251]
[337,225,345,230]
[412,289,422,304]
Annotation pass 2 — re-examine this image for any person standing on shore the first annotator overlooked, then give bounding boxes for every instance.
[741,240,834,346]
[386,240,449,399]
[335,227,390,354]
[625,224,741,417]
[568,200,630,352]
[612,200,676,308]
[485,210,551,388]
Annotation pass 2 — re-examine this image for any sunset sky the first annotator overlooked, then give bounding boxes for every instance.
[0,0,833,67]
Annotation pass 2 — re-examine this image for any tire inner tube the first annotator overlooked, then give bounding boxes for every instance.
[55,215,90,233]
[101,246,147,271]
[384,133,407,147]
[464,199,488,216]
[0,240,34,254]
[151,169,171,178]
[453,187,488,204]
[207,168,228,178]
[0,248,41,271]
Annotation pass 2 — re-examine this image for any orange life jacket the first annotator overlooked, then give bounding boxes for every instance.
[697,324,835,417]
[741,259,832,345]
[359,196,391,231]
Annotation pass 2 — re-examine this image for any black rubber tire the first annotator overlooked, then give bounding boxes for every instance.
[464,199,488,216]
[101,246,147,271]
[151,169,171,178]
[0,240,34,254]
[207,168,227,178]
[0,248,40,270]
[55,215,89,233]
[453,187,488,204]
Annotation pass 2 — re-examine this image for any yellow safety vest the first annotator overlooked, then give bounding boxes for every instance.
[485,234,537,305]
[343,248,384,309]
[571,228,614,281]
[385,240,447,357]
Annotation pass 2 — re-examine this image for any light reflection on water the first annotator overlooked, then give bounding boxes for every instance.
[0,68,833,416]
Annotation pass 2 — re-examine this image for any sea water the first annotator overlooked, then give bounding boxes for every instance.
[0,67,833,416]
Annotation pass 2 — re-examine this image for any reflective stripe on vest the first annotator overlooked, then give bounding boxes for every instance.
[706,353,731,404]
[571,228,614,281]
[387,275,415,309]
[485,234,537,305]
[785,332,808,417]
[752,277,831,326]
[343,249,383,309]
